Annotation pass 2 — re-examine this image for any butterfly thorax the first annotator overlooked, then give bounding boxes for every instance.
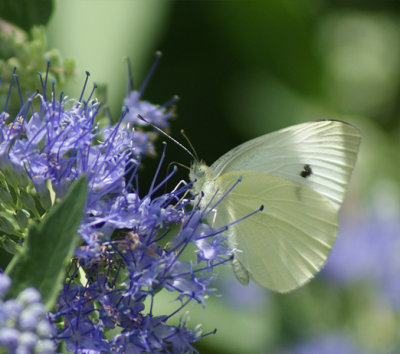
[189,161,218,209]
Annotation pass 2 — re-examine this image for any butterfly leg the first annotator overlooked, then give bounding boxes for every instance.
[171,179,190,207]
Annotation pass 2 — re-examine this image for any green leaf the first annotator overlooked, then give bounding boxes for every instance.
[0,0,53,32]
[0,211,20,235]
[5,176,87,310]
[0,235,20,254]
[0,185,15,209]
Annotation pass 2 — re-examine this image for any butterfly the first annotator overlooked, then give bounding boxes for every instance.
[189,120,361,293]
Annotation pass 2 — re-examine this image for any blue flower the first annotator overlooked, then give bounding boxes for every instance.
[49,160,232,351]
[0,60,235,352]
[123,91,175,129]
[123,52,176,129]
[0,273,57,353]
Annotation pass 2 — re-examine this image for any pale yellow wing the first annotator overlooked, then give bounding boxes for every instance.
[210,120,360,211]
[212,171,338,293]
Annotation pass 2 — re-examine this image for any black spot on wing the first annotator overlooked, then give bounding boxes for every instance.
[300,164,312,178]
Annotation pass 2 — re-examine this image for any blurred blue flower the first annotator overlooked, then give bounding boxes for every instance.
[0,273,57,353]
[291,333,364,354]
[324,214,400,308]
[219,274,268,310]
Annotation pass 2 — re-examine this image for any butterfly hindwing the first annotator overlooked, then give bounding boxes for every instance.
[213,171,338,293]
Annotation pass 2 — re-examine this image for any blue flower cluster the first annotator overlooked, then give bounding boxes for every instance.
[0,274,57,353]
[0,60,233,352]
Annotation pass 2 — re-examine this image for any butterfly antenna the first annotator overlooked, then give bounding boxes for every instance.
[137,114,197,161]
[180,129,199,161]
[168,161,190,172]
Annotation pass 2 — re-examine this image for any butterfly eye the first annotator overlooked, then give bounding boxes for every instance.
[195,165,206,178]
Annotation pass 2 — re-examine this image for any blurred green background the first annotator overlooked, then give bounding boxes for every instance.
[4,0,400,352]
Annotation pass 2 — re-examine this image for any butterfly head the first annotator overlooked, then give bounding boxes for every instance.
[189,161,217,208]
[190,161,208,179]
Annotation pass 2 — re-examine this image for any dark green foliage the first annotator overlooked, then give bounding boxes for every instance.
[0,0,53,32]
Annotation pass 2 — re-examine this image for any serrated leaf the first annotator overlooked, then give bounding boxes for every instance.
[5,176,87,310]
[0,0,53,32]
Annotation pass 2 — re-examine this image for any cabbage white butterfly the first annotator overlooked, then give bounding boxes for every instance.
[190,120,360,293]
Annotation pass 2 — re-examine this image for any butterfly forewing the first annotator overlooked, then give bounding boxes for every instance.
[210,121,361,211]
